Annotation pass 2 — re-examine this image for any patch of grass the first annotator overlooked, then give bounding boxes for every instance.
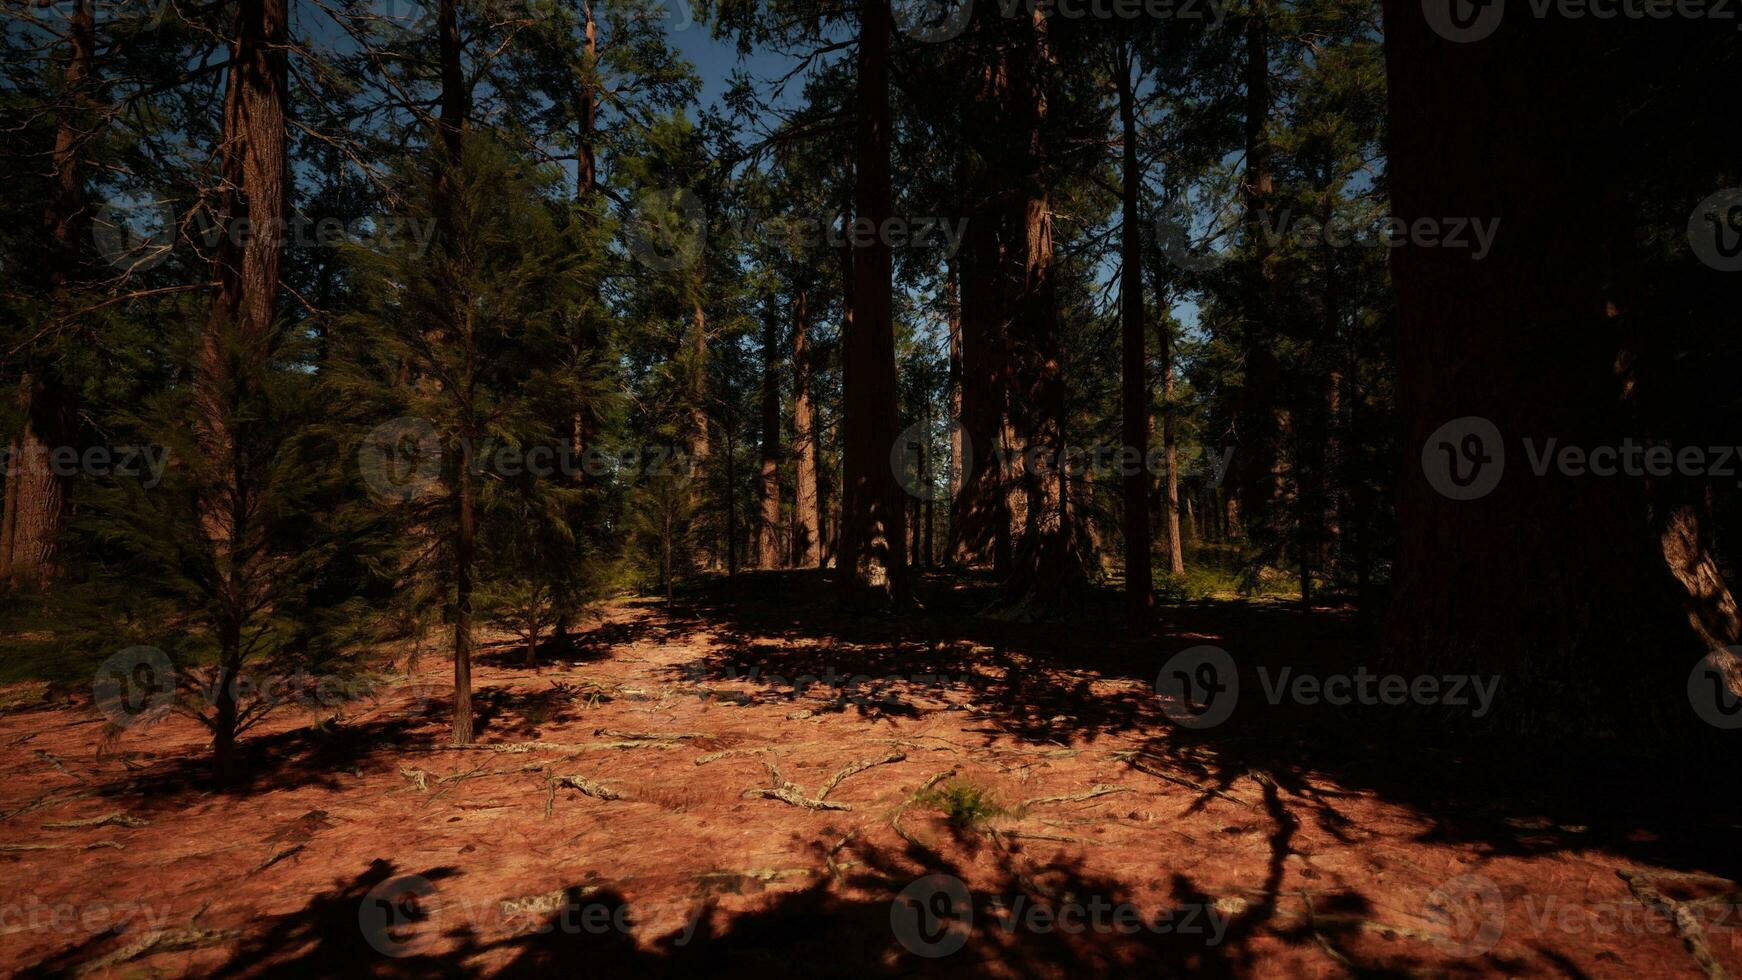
[914,779,1006,827]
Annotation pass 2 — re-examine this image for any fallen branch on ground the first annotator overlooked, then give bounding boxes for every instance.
[1113,751,1254,809]
[1021,784,1132,808]
[43,811,149,829]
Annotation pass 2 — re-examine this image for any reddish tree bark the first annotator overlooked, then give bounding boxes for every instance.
[4,0,94,588]
[998,8,1084,612]
[198,0,290,774]
[838,0,907,600]
[791,286,821,568]
[1382,0,1739,734]
[756,304,783,569]
[1116,42,1151,623]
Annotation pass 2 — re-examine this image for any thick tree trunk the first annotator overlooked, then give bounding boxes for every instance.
[792,286,820,568]
[3,376,74,588]
[949,37,1011,573]
[1116,44,1151,623]
[4,0,92,588]
[999,8,1083,612]
[757,305,782,569]
[838,0,907,600]
[1382,1,1739,736]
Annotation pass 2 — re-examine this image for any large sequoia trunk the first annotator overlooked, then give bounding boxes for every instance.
[200,0,289,775]
[1115,43,1151,624]
[837,0,906,600]
[998,8,1084,612]
[949,34,1012,574]
[1382,3,1739,736]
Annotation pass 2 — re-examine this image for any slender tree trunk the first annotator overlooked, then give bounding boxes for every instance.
[686,300,711,569]
[1238,0,1280,548]
[575,0,596,201]
[438,0,465,164]
[725,426,738,577]
[197,0,289,774]
[453,453,476,744]
[1116,43,1151,623]
[757,305,782,568]
[792,286,820,568]
[945,262,964,557]
[435,0,478,744]
[838,0,907,600]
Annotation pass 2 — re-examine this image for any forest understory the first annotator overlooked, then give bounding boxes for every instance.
[1,573,1737,978]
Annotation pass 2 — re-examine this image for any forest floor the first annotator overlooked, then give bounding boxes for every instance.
[0,571,1739,978]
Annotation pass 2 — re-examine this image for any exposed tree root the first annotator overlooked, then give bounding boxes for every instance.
[0,786,96,822]
[694,747,768,766]
[1619,870,1730,980]
[545,773,626,816]
[817,750,905,801]
[72,927,239,977]
[593,728,710,742]
[890,767,958,845]
[742,760,850,811]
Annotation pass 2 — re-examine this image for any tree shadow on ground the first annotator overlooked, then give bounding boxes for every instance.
[141,838,1505,978]
[673,570,1742,892]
